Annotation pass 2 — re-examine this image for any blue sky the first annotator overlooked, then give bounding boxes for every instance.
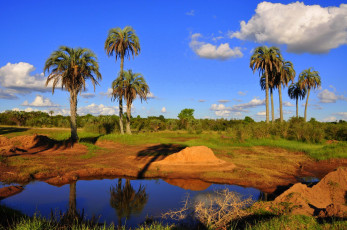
[1,0,346,121]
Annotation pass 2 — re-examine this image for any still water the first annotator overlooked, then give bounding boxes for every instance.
[1,178,260,228]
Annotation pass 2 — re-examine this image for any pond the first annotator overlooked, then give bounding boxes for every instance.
[1,178,260,228]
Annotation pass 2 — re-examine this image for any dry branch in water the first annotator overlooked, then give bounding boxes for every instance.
[162,189,254,229]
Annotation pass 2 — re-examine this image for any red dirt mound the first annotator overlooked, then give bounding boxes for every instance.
[155,146,225,165]
[0,185,24,199]
[164,178,211,191]
[273,167,347,217]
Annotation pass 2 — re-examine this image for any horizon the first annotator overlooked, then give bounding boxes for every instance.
[1,0,346,122]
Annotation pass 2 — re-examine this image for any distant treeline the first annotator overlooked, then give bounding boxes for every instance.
[0,110,346,142]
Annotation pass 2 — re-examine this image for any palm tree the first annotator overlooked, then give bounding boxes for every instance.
[260,74,276,123]
[112,70,149,134]
[105,26,141,134]
[298,68,321,122]
[288,82,306,118]
[110,179,148,227]
[250,46,283,123]
[276,61,295,122]
[44,46,102,142]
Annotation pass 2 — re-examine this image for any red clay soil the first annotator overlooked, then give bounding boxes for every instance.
[272,167,347,217]
[0,186,24,199]
[164,178,212,191]
[0,134,346,194]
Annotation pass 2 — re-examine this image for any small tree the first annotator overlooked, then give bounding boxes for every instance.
[178,108,195,129]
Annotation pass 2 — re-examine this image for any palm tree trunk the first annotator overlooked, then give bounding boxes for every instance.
[70,90,78,142]
[271,90,274,123]
[126,101,132,134]
[278,84,283,122]
[265,73,269,123]
[296,98,298,118]
[119,57,125,134]
[304,89,310,122]
[68,181,77,218]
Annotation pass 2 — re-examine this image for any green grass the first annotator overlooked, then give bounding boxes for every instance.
[79,143,103,159]
[245,215,347,230]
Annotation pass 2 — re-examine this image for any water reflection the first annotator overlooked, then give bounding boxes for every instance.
[110,179,148,226]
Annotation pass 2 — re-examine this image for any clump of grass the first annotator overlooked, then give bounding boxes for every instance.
[79,143,103,159]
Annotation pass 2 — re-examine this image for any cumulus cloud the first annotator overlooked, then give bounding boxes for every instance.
[210,97,265,117]
[161,107,167,113]
[0,62,53,94]
[230,2,347,53]
[81,93,96,99]
[77,103,118,116]
[147,92,156,99]
[322,116,337,122]
[190,33,243,60]
[100,88,113,97]
[334,112,347,120]
[218,99,230,103]
[317,89,347,103]
[283,101,294,107]
[22,95,59,107]
[256,111,266,116]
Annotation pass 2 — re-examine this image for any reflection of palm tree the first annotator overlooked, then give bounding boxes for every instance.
[68,181,77,217]
[110,179,148,227]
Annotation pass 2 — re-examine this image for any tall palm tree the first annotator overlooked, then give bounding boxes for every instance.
[276,61,295,122]
[298,68,321,122]
[44,46,102,142]
[112,70,149,134]
[105,26,141,134]
[260,74,276,123]
[288,82,306,118]
[250,46,283,123]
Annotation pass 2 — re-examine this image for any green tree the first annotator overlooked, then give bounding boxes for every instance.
[178,108,195,129]
[44,46,102,142]
[112,70,149,134]
[288,82,306,118]
[105,26,141,134]
[250,46,283,123]
[276,60,295,122]
[298,68,321,122]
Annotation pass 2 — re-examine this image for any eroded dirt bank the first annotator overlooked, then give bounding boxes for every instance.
[0,135,346,194]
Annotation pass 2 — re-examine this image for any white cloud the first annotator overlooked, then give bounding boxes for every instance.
[210,97,265,117]
[218,99,230,103]
[100,88,113,97]
[231,2,347,53]
[81,93,96,99]
[322,116,337,122]
[0,62,53,94]
[147,92,156,99]
[22,95,59,107]
[77,103,118,116]
[256,111,266,116]
[334,112,347,120]
[161,107,167,113]
[190,33,243,60]
[0,88,18,99]
[317,89,347,103]
[283,101,294,107]
[186,10,195,16]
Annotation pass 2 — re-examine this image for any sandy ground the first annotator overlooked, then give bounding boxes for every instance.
[0,135,346,195]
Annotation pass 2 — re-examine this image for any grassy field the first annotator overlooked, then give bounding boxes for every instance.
[2,126,345,161]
